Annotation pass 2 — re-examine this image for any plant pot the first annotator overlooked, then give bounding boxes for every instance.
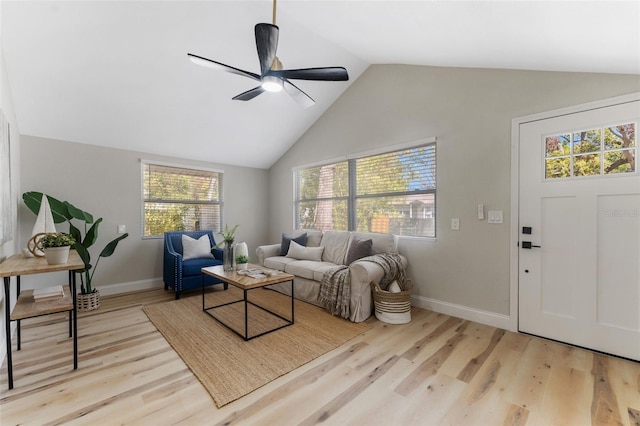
[77,290,100,312]
[43,246,70,265]
[236,263,248,271]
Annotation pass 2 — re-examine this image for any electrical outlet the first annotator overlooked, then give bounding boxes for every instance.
[117,224,126,234]
[451,218,460,230]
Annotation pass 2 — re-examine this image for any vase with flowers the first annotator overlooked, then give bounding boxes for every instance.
[217,224,239,271]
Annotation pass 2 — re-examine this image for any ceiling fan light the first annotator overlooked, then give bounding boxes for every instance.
[261,76,283,92]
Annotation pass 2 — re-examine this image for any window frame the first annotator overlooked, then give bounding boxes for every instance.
[140,159,224,239]
[293,137,437,238]
[543,121,637,180]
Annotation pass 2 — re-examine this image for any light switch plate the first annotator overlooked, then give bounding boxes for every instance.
[488,211,503,224]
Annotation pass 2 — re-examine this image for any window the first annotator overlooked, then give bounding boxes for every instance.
[545,122,636,179]
[294,140,436,237]
[142,161,222,237]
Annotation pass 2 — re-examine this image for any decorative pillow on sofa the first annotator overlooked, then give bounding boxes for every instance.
[280,233,307,256]
[286,241,324,261]
[182,234,213,261]
[346,236,373,264]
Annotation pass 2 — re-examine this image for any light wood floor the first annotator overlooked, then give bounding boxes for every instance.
[1,288,638,425]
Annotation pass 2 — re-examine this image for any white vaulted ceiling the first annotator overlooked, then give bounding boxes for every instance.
[2,1,639,169]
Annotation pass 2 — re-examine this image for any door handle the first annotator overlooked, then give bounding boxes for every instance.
[521,241,541,249]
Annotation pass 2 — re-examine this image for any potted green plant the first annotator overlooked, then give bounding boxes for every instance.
[217,224,239,271]
[38,232,76,265]
[235,254,249,271]
[23,192,129,311]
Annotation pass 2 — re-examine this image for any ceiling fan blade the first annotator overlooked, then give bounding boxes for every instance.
[271,67,349,81]
[255,23,279,77]
[232,86,265,101]
[283,80,315,108]
[187,53,260,81]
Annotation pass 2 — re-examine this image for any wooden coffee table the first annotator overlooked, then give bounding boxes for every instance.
[201,265,295,340]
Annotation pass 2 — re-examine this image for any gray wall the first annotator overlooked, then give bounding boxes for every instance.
[268,64,640,316]
[19,136,270,291]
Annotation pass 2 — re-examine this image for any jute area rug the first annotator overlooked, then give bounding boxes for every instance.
[143,287,371,408]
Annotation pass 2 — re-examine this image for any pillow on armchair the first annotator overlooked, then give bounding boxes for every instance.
[182,234,214,260]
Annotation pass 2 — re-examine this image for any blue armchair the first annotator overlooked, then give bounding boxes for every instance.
[163,230,227,299]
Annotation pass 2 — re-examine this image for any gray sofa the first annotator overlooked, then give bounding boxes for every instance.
[256,230,408,322]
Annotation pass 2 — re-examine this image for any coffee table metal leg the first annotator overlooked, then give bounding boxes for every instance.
[244,289,249,340]
[291,279,294,324]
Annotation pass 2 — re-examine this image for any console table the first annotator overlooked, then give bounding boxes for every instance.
[0,251,84,389]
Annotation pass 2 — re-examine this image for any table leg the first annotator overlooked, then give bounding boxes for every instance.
[244,289,249,340]
[4,276,13,389]
[68,271,72,338]
[16,276,20,351]
[291,279,295,324]
[72,271,78,370]
[202,274,205,311]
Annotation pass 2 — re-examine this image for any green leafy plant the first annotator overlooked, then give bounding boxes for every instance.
[23,191,129,294]
[38,232,76,248]
[235,254,249,264]
[216,224,239,247]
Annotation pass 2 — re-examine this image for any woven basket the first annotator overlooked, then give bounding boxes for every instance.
[77,290,100,312]
[371,280,413,324]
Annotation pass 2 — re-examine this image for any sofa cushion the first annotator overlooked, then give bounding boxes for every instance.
[286,241,324,261]
[313,264,344,282]
[285,260,338,280]
[264,256,298,271]
[303,230,324,247]
[182,234,213,261]
[280,233,307,256]
[320,231,351,265]
[351,232,396,254]
[182,258,221,276]
[345,237,373,264]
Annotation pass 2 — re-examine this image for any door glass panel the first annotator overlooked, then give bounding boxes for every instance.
[574,154,601,176]
[605,150,635,174]
[604,124,635,150]
[572,129,601,153]
[545,157,571,179]
[545,134,570,157]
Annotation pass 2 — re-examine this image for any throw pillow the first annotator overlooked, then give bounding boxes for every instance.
[182,234,214,261]
[286,241,324,261]
[280,233,307,256]
[346,237,373,265]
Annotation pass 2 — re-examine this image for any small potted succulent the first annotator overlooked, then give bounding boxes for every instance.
[235,254,249,271]
[38,232,76,265]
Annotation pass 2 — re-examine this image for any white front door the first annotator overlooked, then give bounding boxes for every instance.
[518,98,640,361]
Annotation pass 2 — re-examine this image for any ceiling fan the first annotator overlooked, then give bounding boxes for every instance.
[187,0,349,108]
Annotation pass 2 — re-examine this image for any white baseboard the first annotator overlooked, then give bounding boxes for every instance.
[411,295,513,331]
[97,278,164,296]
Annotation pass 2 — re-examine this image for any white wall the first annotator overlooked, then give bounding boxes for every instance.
[268,65,640,324]
[0,16,22,367]
[19,136,270,294]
